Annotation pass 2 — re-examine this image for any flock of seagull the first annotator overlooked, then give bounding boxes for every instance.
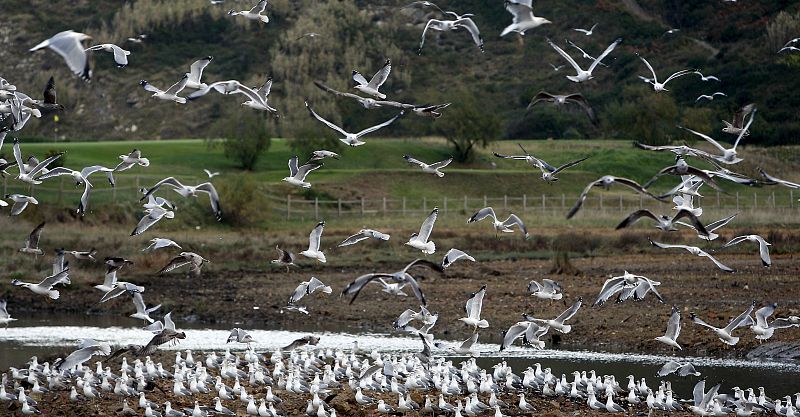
[1,0,800,416]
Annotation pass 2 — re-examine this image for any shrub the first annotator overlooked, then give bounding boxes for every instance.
[217,113,272,171]
[435,89,502,162]
[215,174,270,226]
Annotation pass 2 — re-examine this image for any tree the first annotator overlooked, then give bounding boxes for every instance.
[435,90,502,162]
[217,112,272,170]
[604,84,679,145]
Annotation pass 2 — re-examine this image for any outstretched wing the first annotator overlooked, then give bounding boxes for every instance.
[355,111,403,137]
[367,59,391,89]
[417,207,438,241]
[305,101,348,136]
[188,56,213,85]
[468,207,497,223]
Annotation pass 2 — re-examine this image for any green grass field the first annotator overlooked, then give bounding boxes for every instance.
[4,138,799,229]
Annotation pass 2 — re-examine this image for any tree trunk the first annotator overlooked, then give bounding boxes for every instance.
[549,250,580,275]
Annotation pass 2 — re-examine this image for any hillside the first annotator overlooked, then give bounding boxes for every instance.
[1,0,799,146]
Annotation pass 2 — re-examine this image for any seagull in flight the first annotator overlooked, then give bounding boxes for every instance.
[615,209,709,236]
[658,361,699,377]
[300,221,326,263]
[528,279,562,301]
[20,222,45,255]
[722,103,756,137]
[271,246,296,271]
[655,306,682,350]
[85,43,130,67]
[130,292,161,323]
[406,208,438,254]
[305,101,403,147]
[681,107,756,165]
[441,248,475,270]
[313,80,416,110]
[649,238,734,273]
[12,139,62,185]
[403,155,452,177]
[722,234,771,267]
[573,23,598,36]
[592,271,663,306]
[11,269,69,300]
[0,300,18,328]
[353,59,392,99]
[527,91,597,125]
[142,238,181,252]
[158,252,209,278]
[115,149,150,171]
[228,0,269,23]
[184,56,213,90]
[694,70,720,82]
[637,54,694,92]
[758,168,800,189]
[676,213,737,241]
[501,320,548,351]
[500,0,551,37]
[696,92,726,102]
[139,75,189,104]
[29,30,93,81]
[459,285,489,331]
[282,156,322,188]
[468,207,528,238]
[131,206,174,236]
[289,277,332,304]
[140,177,221,220]
[691,301,755,345]
[546,37,621,83]
[342,259,443,305]
[418,17,484,54]
[567,175,664,219]
[524,297,582,334]
[338,229,391,247]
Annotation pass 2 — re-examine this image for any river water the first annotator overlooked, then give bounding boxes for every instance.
[0,313,798,399]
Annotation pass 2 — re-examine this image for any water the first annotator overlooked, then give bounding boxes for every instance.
[1,313,799,399]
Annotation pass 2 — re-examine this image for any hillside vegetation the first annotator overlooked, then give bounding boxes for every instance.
[1,0,799,146]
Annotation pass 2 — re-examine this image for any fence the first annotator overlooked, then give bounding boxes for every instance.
[277,190,800,220]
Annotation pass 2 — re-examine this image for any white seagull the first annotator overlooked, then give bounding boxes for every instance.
[20,222,45,255]
[500,0,551,37]
[11,269,69,300]
[459,285,489,331]
[637,54,694,92]
[680,107,756,164]
[305,101,403,147]
[185,56,213,90]
[528,279,562,301]
[139,75,190,104]
[573,23,598,36]
[722,234,771,267]
[546,37,621,83]
[300,221,326,263]
[525,297,582,334]
[338,229,391,247]
[12,139,62,185]
[468,207,528,238]
[0,300,18,328]
[418,17,484,54]
[282,156,322,189]
[691,301,755,346]
[649,238,734,272]
[30,30,93,81]
[694,70,720,82]
[4,194,38,216]
[289,277,332,304]
[131,206,175,236]
[441,248,475,269]
[406,207,438,255]
[751,303,777,341]
[141,177,221,220]
[696,92,726,102]
[130,292,161,324]
[115,149,150,171]
[403,155,452,177]
[352,59,391,99]
[86,44,131,67]
[228,0,269,23]
[654,306,682,350]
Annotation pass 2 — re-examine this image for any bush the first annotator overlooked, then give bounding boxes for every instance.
[217,113,272,171]
[288,123,341,161]
[604,85,679,145]
[215,174,270,227]
[435,89,502,162]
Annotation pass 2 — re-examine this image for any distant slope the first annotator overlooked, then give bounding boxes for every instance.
[1,0,799,145]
